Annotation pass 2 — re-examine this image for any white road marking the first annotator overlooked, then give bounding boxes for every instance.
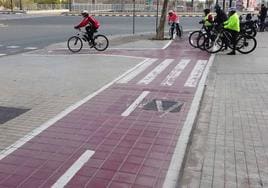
[52,150,95,188]
[24,47,38,50]
[138,59,173,85]
[184,60,207,87]
[162,40,173,49]
[163,55,214,188]
[0,58,148,160]
[0,54,6,56]
[161,59,191,86]
[6,46,20,49]
[117,58,157,84]
[156,100,164,112]
[121,91,150,117]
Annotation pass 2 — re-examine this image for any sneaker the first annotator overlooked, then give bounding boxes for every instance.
[227,51,236,55]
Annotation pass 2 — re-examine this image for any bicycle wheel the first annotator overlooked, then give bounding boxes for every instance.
[93,34,109,51]
[236,35,257,54]
[204,35,224,53]
[67,36,83,53]
[197,33,207,50]
[188,31,202,48]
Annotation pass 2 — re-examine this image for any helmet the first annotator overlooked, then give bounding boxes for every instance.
[81,10,89,17]
[168,10,174,14]
[214,4,221,11]
[204,8,210,14]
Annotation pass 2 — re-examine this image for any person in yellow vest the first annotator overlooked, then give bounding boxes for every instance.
[224,7,240,55]
[199,9,214,38]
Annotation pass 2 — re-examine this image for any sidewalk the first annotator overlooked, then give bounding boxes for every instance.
[180,32,268,188]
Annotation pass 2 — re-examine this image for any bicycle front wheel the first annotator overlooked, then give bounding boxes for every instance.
[67,36,83,53]
[236,35,257,54]
[204,35,224,54]
[188,30,202,48]
[93,35,109,51]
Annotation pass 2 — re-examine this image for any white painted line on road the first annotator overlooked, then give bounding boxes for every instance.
[121,91,150,117]
[52,150,94,188]
[163,55,214,188]
[24,47,38,50]
[138,59,173,85]
[161,59,191,86]
[156,100,164,112]
[117,58,157,84]
[162,40,173,49]
[0,54,6,56]
[6,45,20,49]
[109,47,160,50]
[0,57,149,160]
[184,60,207,87]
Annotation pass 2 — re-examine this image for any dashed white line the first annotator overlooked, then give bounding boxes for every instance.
[161,59,191,86]
[184,60,207,87]
[121,91,150,117]
[24,47,38,50]
[138,59,173,85]
[52,150,95,188]
[0,54,6,56]
[162,40,173,49]
[6,46,20,49]
[117,58,157,84]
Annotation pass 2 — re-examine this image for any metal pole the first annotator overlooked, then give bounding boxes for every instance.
[156,0,159,33]
[133,0,136,34]
[19,0,22,10]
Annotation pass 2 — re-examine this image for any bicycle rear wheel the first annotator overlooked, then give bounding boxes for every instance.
[93,35,109,51]
[188,31,201,48]
[236,35,257,54]
[67,36,83,53]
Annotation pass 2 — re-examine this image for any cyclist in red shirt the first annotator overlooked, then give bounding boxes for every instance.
[168,10,181,39]
[74,10,100,45]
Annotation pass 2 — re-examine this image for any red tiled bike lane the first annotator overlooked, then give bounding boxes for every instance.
[0,38,210,188]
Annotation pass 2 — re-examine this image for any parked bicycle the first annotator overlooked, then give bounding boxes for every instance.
[67,28,109,53]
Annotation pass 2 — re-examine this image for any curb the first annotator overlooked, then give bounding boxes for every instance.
[163,54,216,188]
[61,12,203,17]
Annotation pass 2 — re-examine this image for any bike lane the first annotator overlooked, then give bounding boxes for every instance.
[0,37,211,188]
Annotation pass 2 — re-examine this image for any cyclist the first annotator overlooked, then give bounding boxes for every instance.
[168,10,181,39]
[258,4,267,32]
[199,8,214,38]
[224,7,240,55]
[214,5,227,29]
[74,10,100,46]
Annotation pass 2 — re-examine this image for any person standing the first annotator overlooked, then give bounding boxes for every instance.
[259,4,267,32]
[224,7,240,55]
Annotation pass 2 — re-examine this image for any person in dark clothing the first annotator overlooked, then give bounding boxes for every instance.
[259,4,267,32]
[214,5,228,28]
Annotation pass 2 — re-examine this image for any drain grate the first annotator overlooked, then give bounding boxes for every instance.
[142,99,183,113]
[0,106,30,124]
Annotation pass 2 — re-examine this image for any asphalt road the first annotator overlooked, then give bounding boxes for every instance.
[0,15,201,55]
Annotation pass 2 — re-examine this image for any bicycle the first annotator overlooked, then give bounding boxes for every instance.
[188,22,209,48]
[67,28,109,53]
[169,22,183,39]
[202,27,257,54]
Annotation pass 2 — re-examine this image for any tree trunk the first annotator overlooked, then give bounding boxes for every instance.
[155,0,169,40]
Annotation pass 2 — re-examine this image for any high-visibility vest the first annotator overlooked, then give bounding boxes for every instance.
[224,13,240,32]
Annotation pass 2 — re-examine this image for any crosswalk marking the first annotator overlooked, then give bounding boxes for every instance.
[6,46,20,49]
[117,58,157,84]
[138,59,173,85]
[184,60,207,87]
[161,59,191,86]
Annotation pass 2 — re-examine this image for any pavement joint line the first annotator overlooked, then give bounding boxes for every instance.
[0,56,149,160]
[121,91,150,117]
[162,54,215,188]
[52,150,95,188]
